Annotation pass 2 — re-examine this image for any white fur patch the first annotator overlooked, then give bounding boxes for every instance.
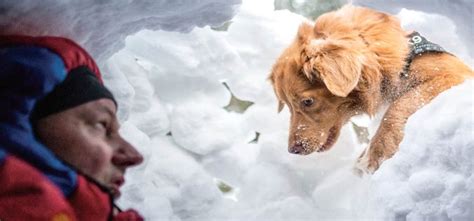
[310,39,326,46]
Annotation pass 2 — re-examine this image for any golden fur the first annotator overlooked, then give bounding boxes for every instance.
[269,5,473,173]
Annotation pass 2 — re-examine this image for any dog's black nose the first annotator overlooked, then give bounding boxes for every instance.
[289,143,304,154]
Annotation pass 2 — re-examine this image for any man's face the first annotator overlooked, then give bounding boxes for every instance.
[35,98,143,198]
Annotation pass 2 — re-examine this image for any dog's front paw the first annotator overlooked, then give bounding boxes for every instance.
[353,147,377,176]
[355,133,399,176]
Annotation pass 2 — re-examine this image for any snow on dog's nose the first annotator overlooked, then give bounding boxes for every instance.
[289,142,305,154]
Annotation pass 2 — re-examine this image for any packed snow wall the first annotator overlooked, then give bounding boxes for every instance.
[1,0,472,220]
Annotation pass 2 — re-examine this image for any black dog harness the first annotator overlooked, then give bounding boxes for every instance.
[401,31,448,78]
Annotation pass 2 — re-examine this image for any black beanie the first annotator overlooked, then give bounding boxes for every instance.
[31,66,117,122]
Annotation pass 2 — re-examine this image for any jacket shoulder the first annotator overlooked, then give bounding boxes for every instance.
[0,154,77,221]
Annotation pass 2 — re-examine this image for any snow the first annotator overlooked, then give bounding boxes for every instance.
[2,0,473,220]
[171,102,248,155]
[372,80,474,220]
[0,0,241,64]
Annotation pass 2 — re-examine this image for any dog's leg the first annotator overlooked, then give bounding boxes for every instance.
[357,75,464,174]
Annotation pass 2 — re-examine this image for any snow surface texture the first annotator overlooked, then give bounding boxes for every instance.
[0,0,241,64]
[2,0,473,220]
[372,80,474,220]
[110,1,472,220]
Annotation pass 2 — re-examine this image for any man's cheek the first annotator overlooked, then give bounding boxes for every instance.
[85,144,114,177]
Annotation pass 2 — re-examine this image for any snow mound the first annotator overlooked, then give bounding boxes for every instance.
[373,80,474,220]
[171,100,248,155]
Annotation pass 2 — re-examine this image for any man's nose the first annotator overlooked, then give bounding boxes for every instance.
[112,138,144,167]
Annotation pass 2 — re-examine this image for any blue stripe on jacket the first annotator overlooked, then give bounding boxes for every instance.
[0,149,5,165]
[0,46,77,196]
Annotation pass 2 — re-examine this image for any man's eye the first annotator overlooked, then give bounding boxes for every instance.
[94,122,107,131]
[301,98,314,107]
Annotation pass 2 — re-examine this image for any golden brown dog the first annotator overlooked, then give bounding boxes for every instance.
[269,5,473,173]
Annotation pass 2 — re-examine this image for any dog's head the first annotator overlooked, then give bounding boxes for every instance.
[269,6,406,155]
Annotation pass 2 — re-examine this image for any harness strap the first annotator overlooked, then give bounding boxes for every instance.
[401,31,448,78]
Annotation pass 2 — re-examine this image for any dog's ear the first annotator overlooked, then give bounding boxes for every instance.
[297,23,314,44]
[302,39,363,97]
[319,53,363,97]
[268,71,286,113]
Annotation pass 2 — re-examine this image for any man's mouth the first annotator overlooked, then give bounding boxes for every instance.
[110,176,125,197]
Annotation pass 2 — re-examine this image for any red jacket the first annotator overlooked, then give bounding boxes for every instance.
[0,154,143,221]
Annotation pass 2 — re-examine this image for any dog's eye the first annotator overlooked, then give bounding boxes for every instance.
[302,98,314,107]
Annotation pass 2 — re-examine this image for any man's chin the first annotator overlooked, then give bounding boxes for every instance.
[111,187,121,198]
[109,176,125,198]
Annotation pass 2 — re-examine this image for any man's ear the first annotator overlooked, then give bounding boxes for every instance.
[301,39,363,97]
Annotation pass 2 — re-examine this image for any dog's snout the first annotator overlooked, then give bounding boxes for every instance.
[289,143,304,154]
